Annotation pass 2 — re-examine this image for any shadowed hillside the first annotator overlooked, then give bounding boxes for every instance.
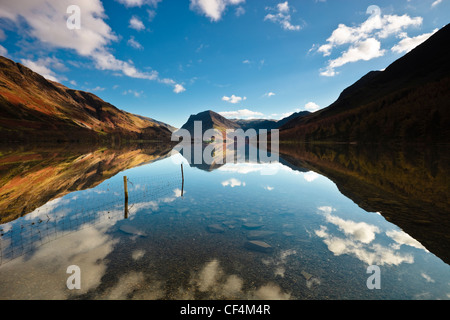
[279,24,450,144]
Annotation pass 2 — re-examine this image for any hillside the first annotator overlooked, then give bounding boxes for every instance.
[0,56,173,143]
[279,24,450,144]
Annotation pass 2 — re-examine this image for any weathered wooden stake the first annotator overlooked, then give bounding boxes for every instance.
[181,164,184,197]
[124,176,129,219]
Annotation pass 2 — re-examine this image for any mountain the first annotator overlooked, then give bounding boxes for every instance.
[279,24,450,144]
[178,110,241,138]
[178,110,311,138]
[0,56,173,143]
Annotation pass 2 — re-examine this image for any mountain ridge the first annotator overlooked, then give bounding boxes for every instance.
[278,23,450,144]
[0,55,173,143]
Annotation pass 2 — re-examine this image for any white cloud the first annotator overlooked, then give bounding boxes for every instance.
[222,94,247,104]
[0,44,7,56]
[174,84,186,94]
[235,6,246,17]
[20,57,65,82]
[304,102,321,112]
[127,36,143,49]
[0,0,183,93]
[317,7,423,76]
[325,38,385,74]
[264,1,301,31]
[391,29,438,54]
[264,92,276,97]
[218,109,263,119]
[116,0,162,7]
[190,0,245,22]
[129,16,145,31]
[431,0,443,7]
[123,89,144,97]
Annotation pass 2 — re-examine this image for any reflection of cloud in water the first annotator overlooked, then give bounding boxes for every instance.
[221,178,245,188]
[421,273,435,283]
[218,162,283,176]
[128,188,185,214]
[0,223,118,299]
[325,214,380,244]
[178,259,291,300]
[315,226,414,266]
[386,230,428,251]
[303,171,320,182]
[25,197,72,220]
[315,206,415,266]
[131,249,145,261]
[262,249,296,278]
[94,271,165,300]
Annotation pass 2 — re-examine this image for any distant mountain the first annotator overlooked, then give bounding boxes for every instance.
[279,24,450,144]
[178,110,311,138]
[0,56,173,143]
[178,110,241,138]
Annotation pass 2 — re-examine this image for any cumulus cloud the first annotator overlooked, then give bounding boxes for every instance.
[0,44,7,56]
[129,16,146,31]
[20,57,67,82]
[222,94,247,104]
[116,0,162,7]
[264,1,301,31]
[317,6,423,76]
[0,0,183,92]
[127,36,143,49]
[190,0,245,22]
[304,102,321,112]
[174,84,186,94]
[391,29,438,54]
[218,109,264,119]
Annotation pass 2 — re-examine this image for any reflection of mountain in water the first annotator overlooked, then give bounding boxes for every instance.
[0,143,173,224]
[175,142,280,172]
[279,143,450,265]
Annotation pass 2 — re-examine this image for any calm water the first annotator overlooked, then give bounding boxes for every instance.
[0,143,449,300]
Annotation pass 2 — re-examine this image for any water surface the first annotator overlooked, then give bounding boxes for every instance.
[0,143,449,300]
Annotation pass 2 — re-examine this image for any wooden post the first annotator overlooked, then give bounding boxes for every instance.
[124,176,129,219]
[181,164,184,197]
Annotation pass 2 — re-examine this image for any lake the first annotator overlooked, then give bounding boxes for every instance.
[0,142,449,300]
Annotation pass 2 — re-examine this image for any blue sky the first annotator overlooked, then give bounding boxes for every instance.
[0,0,448,128]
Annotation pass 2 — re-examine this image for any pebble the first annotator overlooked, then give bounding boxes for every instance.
[242,223,264,230]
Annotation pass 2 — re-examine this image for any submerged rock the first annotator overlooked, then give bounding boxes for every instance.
[247,230,275,240]
[242,223,264,230]
[244,240,273,253]
[119,225,147,237]
[207,224,225,233]
[301,271,313,281]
